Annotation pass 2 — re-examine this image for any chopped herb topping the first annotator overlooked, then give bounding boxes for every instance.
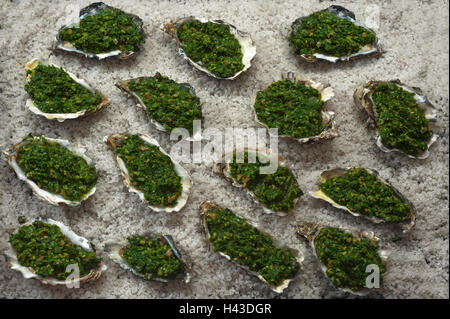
[228,152,303,212]
[25,63,102,114]
[17,136,98,202]
[59,8,144,54]
[372,83,433,156]
[205,207,300,286]
[320,168,411,222]
[9,221,100,280]
[254,79,325,138]
[122,235,184,280]
[128,74,202,135]
[289,10,376,57]
[177,20,244,78]
[114,135,182,207]
[314,227,385,291]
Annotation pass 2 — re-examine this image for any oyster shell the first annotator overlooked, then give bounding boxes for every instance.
[25,59,110,122]
[116,76,202,141]
[310,167,416,232]
[290,5,382,63]
[354,79,438,159]
[200,201,303,293]
[104,234,191,283]
[163,17,256,80]
[4,135,97,206]
[253,72,337,143]
[297,223,388,296]
[105,134,191,213]
[54,2,145,59]
[213,147,302,216]
[4,218,106,286]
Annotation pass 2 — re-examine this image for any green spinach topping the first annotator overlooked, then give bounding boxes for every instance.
[254,79,325,138]
[320,168,411,222]
[314,227,385,291]
[371,83,433,156]
[115,135,182,207]
[289,10,376,57]
[122,235,184,280]
[228,152,303,212]
[177,20,244,78]
[25,63,102,114]
[205,207,300,286]
[9,221,100,280]
[17,136,98,202]
[59,8,144,54]
[128,74,202,135]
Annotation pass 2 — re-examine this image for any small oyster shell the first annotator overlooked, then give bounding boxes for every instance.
[4,218,106,286]
[163,17,256,80]
[290,5,382,63]
[25,59,110,122]
[116,76,202,141]
[213,147,302,216]
[354,79,438,159]
[54,2,145,59]
[297,222,388,296]
[310,167,416,232]
[105,133,191,213]
[200,201,303,293]
[3,135,97,206]
[104,234,192,283]
[253,72,337,144]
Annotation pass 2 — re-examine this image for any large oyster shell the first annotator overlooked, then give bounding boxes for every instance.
[3,135,97,206]
[213,147,302,216]
[105,134,191,213]
[297,222,388,296]
[253,72,337,144]
[4,218,106,286]
[290,5,382,63]
[25,59,110,122]
[310,167,416,232]
[104,234,191,283]
[354,79,438,159]
[200,201,303,293]
[54,2,145,59]
[163,17,256,80]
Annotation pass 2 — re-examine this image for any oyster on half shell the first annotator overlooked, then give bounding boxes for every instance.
[163,17,256,80]
[200,201,303,293]
[105,134,191,213]
[4,218,106,286]
[25,59,110,122]
[253,72,337,144]
[297,223,388,296]
[354,79,438,159]
[104,234,191,283]
[4,135,97,206]
[310,167,416,232]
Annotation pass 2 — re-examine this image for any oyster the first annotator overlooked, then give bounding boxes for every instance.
[354,79,438,159]
[4,135,97,206]
[200,201,303,293]
[297,223,388,296]
[104,234,191,283]
[163,17,256,80]
[213,147,303,216]
[105,134,191,213]
[253,72,337,143]
[54,2,145,59]
[310,167,416,232]
[4,218,106,286]
[25,59,110,122]
[289,5,382,63]
[116,74,202,141]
